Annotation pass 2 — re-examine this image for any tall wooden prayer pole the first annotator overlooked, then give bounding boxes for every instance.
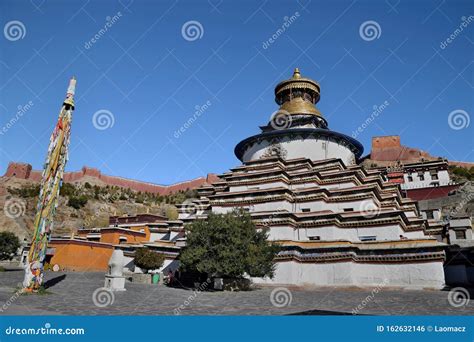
[23,77,76,291]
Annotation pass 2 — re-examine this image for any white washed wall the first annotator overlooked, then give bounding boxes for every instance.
[242,137,356,165]
[401,170,450,190]
[213,199,380,214]
[267,224,425,242]
[253,260,445,288]
[212,201,292,214]
[229,180,358,193]
[229,181,287,192]
[149,232,166,241]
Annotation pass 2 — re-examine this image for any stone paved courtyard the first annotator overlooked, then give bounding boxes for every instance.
[0,270,472,315]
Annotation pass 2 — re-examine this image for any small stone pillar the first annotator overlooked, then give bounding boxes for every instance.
[104,249,126,291]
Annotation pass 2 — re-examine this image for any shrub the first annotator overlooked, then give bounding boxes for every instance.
[180,209,280,279]
[449,165,474,181]
[60,183,76,197]
[8,185,40,198]
[134,248,165,273]
[0,232,20,260]
[67,195,88,209]
[165,205,179,220]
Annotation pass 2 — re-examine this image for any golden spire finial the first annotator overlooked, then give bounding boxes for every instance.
[292,68,301,79]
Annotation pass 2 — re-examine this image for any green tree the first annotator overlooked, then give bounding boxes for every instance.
[180,209,279,279]
[134,248,165,273]
[0,232,20,260]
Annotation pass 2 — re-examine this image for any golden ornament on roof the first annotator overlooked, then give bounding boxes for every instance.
[274,68,322,117]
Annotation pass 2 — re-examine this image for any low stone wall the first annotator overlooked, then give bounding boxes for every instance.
[253,260,445,289]
[131,273,151,284]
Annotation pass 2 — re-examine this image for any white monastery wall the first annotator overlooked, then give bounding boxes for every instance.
[267,224,425,242]
[401,169,450,190]
[253,260,445,288]
[242,138,356,166]
[229,181,287,192]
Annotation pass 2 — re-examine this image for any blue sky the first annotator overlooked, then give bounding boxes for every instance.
[0,0,473,185]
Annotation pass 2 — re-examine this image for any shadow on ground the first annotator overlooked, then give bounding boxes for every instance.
[43,274,67,289]
[288,309,356,315]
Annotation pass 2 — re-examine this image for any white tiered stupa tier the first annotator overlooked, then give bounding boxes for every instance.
[178,69,446,288]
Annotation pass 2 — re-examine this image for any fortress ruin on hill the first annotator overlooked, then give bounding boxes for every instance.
[4,162,219,195]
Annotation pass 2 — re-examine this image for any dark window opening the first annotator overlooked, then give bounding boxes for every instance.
[359,236,376,242]
[455,230,466,240]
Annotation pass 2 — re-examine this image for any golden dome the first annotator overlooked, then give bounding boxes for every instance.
[274,68,322,117]
[279,97,322,116]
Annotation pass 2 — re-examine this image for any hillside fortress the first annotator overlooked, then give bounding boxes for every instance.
[4,162,218,195]
[178,69,447,288]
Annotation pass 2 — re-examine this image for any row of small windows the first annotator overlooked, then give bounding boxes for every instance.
[308,231,467,242]
[309,230,467,242]
[406,172,439,182]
